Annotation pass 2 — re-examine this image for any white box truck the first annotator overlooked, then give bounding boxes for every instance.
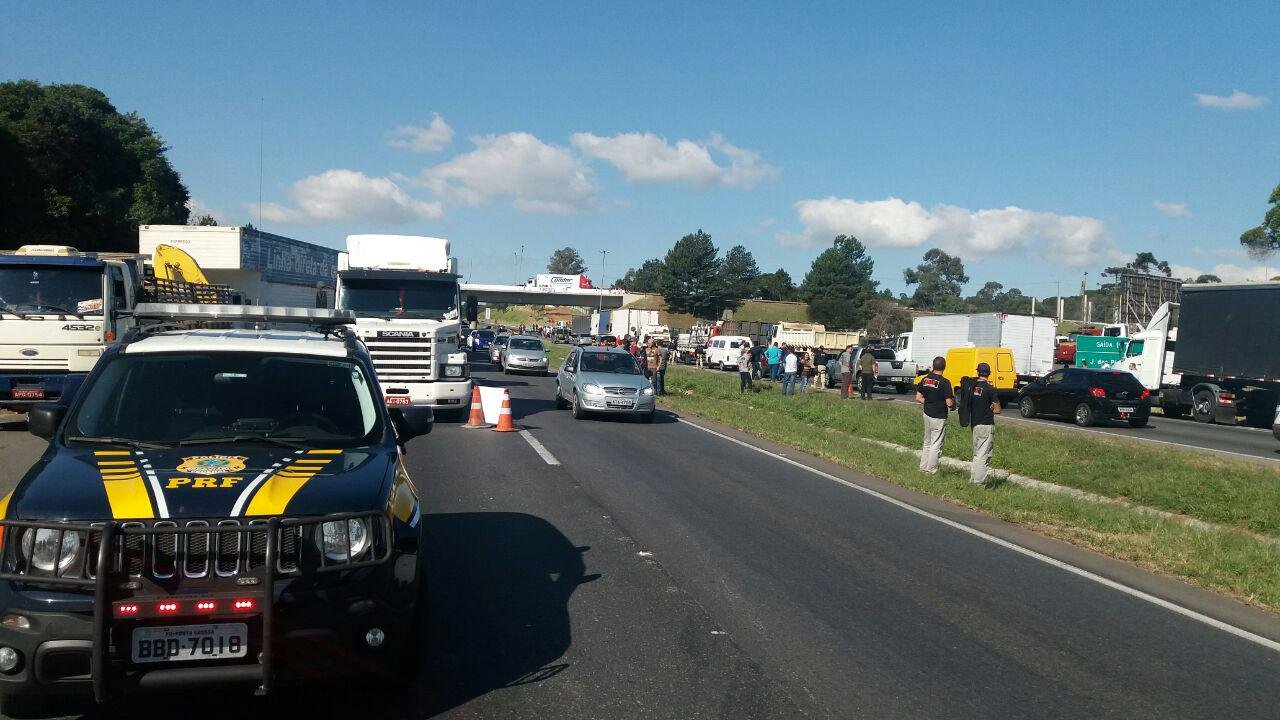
[896,313,1056,380]
[336,235,473,415]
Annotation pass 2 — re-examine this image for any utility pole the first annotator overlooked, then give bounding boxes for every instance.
[598,249,610,312]
[1080,272,1088,322]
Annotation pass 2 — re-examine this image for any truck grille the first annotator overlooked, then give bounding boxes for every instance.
[364,335,434,381]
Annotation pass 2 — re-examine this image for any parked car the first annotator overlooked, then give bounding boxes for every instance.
[704,336,752,370]
[554,346,655,422]
[575,335,595,346]
[501,335,549,374]
[489,334,509,364]
[1016,367,1151,427]
[865,347,918,394]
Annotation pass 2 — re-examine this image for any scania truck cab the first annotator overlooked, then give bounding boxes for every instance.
[336,235,475,415]
[0,246,143,411]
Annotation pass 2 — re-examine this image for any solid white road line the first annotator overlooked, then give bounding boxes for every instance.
[520,429,561,466]
[678,417,1280,655]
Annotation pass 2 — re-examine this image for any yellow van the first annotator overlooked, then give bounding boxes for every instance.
[940,347,1018,400]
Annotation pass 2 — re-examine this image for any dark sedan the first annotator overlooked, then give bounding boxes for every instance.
[1016,367,1151,428]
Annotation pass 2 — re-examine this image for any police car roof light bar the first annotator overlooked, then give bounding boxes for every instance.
[132,303,356,327]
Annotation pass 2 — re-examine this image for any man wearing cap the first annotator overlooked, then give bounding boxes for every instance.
[969,362,1001,484]
[915,356,954,474]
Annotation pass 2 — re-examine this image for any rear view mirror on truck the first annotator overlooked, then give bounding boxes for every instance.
[465,295,478,323]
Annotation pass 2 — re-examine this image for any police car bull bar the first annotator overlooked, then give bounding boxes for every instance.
[0,510,392,702]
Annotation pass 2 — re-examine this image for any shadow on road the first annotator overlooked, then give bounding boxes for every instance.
[41,512,594,720]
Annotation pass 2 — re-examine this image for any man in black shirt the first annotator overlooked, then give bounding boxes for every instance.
[914,356,954,474]
[969,362,1001,484]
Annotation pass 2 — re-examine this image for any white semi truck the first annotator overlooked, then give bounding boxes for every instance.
[0,244,231,411]
[894,312,1056,381]
[336,235,474,415]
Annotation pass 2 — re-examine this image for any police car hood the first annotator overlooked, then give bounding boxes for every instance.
[10,445,396,522]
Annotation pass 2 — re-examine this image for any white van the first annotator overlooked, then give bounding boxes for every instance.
[704,335,753,370]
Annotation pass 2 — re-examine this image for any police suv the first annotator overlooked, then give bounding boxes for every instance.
[0,304,431,712]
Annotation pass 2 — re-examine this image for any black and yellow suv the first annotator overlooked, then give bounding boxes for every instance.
[0,303,432,713]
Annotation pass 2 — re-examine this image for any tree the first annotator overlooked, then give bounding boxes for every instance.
[799,235,878,329]
[190,214,218,226]
[863,296,912,337]
[969,281,1005,311]
[1240,183,1280,259]
[616,258,666,293]
[754,268,797,301]
[1193,273,1222,283]
[718,245,759,302]
[0,81,189,252]
[903,248,969,311]
[658,230,728,317]
[1105,251,1171,278]
[546,246,586,274]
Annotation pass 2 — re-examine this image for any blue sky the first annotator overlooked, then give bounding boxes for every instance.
[4,2,1278,296]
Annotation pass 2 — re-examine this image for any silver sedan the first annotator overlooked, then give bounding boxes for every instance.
[554,346,655,422]
[500,335,550,375]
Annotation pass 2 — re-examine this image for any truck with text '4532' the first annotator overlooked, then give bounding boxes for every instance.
[336,235,476,415]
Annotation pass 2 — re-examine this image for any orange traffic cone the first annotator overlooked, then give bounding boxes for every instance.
[492,389,518,432]
[461,384,491,429]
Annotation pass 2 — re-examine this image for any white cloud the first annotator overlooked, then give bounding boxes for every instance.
[388,114,454,152]
[745,217,776,235]
[784,196,1114,268]
[186,198,230,225]
[570,131,775,188]
[1170,262,1278,283]
[418,132,596,214]
[1193,90,1269,110]
[1153,201,1192,218]
[255,169,442,224]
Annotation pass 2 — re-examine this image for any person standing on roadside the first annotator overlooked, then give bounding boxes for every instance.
[780,345,799,395]
[968,362,1000,484]
[857,347,877,400]
[751,342,766,379]
[765,342,781,381]
[654,340,670,396]
[646,340,661,385]
[737,342,753,393]
[915,356,954,474]
[837,345,854,398]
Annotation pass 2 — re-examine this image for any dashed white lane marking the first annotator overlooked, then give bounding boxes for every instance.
[519,430,561,466]
[678,417,1280,655]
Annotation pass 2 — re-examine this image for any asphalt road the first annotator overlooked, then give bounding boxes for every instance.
[0,363,1277,718]
[692,363,1280,463]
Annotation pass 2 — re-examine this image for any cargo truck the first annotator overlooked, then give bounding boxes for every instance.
[336,234,475,415]
[1121,284,1280,427]
[0,244,232,411]
[894,313,1055,382]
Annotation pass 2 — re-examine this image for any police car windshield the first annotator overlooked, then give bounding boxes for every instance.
[580,352,640,375]
[66,352,382,448]
[340,278,457,319]
[0,266,103,315]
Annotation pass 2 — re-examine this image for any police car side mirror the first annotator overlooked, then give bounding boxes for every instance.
[390,406,433,445]
[28,403,66,441]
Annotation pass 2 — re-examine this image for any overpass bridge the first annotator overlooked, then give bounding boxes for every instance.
[460,282,626,309]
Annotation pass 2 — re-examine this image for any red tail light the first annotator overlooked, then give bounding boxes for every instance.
[1089,387,1106,398]
[116,603,140,617]
[195,600,216,612]
[157,602,179,615]
[1219,391,1235,401]
[1140,389,1150,400]
[232,599,256,612]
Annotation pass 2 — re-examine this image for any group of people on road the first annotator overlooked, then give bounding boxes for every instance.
[603,334,671,396]
[735,341,821,396]
[915,356,1001,485]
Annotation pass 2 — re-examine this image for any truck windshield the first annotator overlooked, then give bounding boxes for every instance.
[340,278,458,319]
[0,266,104,315]
[66,353,381,448]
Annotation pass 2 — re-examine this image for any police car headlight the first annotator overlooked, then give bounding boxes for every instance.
[20,529,81,574]
[316,519,370,562]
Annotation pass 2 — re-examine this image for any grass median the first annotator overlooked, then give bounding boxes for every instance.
[660,365,1280,611]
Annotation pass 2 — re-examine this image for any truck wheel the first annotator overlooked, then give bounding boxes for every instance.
[1019,397,1037,419]
[1073,402,1095,427]
[1192,390,1217,424]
